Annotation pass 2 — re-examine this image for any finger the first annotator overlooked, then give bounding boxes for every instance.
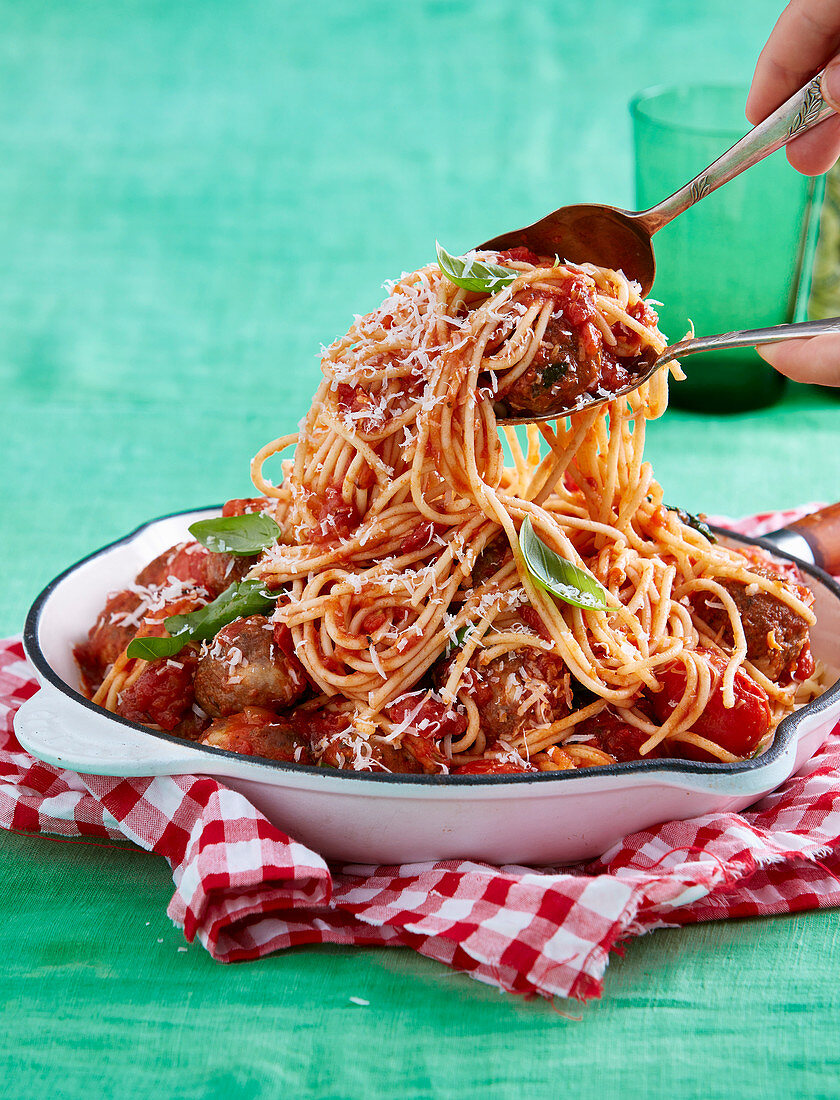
[785,55,840,173]
[786,111,840,174]
[746,0,840,124]
[757,334,840,385]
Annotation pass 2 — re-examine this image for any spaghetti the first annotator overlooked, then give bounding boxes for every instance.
[77,248,823,774]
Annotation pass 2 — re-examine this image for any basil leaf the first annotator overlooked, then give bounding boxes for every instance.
[519,517,609,611]
[166,578,277,639]
[541,361,567,388]
[188,513,281,556]
[126,635,187,660]
[436,242,517,295]
[445,624,475,656]
[665,505,717,544]
[125,579,278,661]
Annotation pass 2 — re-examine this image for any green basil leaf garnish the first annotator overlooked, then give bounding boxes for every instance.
[126,578,278,661]
[436,242,518,295]
[665,505,717,544]
[125,635,186,661]
[519,517,609,611]
[445,623,475,656]
[188,513,281,556]
[166,578,277,639]
[541,361,567,388]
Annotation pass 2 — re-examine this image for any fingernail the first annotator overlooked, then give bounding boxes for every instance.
[821,60,840,113]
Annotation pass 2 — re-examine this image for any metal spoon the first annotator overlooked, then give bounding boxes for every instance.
[480,72,832,295]
[494,316,840,425]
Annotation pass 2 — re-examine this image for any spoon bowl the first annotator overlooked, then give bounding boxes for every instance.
[482,203,657,295]
[479,72,832,294]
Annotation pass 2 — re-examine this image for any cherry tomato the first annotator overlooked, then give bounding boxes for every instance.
[650,648,771,759]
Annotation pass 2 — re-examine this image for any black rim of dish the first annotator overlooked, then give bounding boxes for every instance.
[22,506,840,786]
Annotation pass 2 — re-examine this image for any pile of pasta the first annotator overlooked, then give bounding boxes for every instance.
[243,252,820,769]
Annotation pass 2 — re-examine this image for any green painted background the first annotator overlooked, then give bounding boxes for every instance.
[3,2,839,1096]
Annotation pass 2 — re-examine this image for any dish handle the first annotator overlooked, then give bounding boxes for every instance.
[765,501,840,573]
[14,685,205,777]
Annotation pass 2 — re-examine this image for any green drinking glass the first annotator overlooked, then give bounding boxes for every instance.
[631,83,824,412]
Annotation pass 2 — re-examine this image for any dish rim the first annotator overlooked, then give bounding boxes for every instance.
[22,505,840,787]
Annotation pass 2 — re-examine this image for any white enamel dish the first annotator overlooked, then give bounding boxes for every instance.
[16,507,840,865]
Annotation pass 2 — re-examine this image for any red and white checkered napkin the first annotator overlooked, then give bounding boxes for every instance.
[3,505,840,1003]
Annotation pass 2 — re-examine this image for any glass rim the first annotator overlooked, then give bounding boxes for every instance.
[630,82,752,138]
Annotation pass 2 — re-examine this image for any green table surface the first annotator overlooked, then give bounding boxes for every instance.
[3,2,840,1097]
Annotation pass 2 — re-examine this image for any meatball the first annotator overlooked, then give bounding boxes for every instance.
[695,564,813,680]
[170,708,211,742]
[203,551,253,595]
[75,589,145,692]
[75,581,209,694]
[503,315,595,415]
[318,730,426,773]
[194,615,308,718]
[116,649,198,731]
[434,646,571,740]
[143,539,256,600]
[135,541,215,591]
[201,707,313,764]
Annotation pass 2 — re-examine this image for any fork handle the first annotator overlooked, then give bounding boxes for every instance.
[638,72,834,235]
[657,316,840,368]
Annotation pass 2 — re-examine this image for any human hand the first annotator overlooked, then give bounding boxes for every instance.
[749,3,840,384]
[747,0,840,175]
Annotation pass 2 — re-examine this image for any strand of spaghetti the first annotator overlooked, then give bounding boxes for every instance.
[440,613,498,705]
[251,433,298,498]
[450,692,483,755]
[677,579,749,707]
[522,699,609,754]
[665,730,739,763]
[530,410,600,506]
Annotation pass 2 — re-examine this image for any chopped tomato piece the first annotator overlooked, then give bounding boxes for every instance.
[222,498,266,517]
[312,487,359,543]
[117,650,197,731]
[385,692,467,741]
[398,521,441,555]
[792,640,815,682]
[573,709,663,763]
[453,759,536,774]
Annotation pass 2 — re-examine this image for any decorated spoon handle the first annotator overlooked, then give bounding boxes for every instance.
[639,71,834,235]
[656,316,840,368]
[765,504,840,575]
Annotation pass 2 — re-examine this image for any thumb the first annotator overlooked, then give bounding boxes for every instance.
[821,56,840,114]
[757,334,840,386]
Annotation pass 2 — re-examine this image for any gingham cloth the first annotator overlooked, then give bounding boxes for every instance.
[3,505,840,1003]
